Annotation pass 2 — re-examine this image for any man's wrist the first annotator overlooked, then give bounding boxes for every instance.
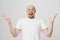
[8,21,12,25]
[50,21,54,24]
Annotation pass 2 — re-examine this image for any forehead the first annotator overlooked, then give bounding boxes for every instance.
[27,5,35,9]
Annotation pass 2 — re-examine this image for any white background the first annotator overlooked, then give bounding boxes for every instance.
[0,0,60,40]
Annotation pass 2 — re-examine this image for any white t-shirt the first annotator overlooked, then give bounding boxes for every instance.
[16,17,48,40]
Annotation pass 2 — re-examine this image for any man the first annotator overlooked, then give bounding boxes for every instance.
[2,5,57,40]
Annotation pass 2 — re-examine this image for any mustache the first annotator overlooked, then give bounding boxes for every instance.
[29,13,33,15]
[29,14,33,15]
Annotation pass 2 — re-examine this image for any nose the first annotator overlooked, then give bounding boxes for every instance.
[29,10,33,14]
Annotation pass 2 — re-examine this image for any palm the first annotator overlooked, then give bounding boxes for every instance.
[50,13,57,22]
[2,14,11,23]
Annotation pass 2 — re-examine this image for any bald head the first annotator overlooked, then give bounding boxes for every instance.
[27,5,36,10]
[26,5,36,19]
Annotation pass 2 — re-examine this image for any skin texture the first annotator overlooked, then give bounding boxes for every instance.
[2,5,57,38]
[26,5,36,19]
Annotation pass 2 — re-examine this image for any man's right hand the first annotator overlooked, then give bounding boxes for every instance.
[2,14,11,24]
[1,14,21,37]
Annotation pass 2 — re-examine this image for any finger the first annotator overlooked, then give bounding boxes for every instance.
[2,14,9,18]
[54,13,58,19]
[2,14,7,18]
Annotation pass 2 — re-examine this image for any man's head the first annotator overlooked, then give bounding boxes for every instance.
[26,5,36,19]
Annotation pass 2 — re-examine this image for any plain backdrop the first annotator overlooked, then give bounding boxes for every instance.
[0,0,60,40]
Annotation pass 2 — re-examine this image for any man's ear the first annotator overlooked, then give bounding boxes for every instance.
[35,10,36,12]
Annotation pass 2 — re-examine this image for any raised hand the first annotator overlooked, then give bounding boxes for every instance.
[50,13,58,23]
[2,14,11,24]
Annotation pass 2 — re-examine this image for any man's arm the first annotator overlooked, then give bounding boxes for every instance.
[2,15,21,38]
[43,13,57,38]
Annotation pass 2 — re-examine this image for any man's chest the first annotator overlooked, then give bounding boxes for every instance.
[21,20,42,31]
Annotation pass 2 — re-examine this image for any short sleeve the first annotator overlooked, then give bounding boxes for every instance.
[40,19,48,30]
[15,19,22,29]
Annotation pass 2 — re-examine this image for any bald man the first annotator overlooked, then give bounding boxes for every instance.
[3,5,57,40]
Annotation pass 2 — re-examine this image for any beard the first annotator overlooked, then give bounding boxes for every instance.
[28,15,35,19]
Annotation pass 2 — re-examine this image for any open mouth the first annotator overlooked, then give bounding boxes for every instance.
[29,13,33,15]
[29,14,33,15]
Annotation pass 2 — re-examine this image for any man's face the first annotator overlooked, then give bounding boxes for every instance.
[26,5,36,19]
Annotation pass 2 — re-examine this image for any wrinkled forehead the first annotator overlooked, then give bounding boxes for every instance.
[27,5,36,10]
